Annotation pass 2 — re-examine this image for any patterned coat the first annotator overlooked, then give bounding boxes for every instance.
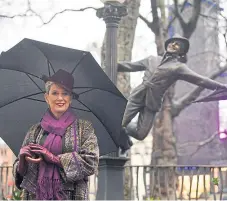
[13,119,99,200]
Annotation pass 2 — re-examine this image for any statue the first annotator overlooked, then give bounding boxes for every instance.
[119,34,227,145]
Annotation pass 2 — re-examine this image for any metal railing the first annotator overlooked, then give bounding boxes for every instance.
[0,166,13,199]
[124,165,227,200]
[1,165,227,200]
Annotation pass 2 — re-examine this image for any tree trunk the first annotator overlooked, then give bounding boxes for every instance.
[101,0,141,199]
[150,0,203,198]
[151,86,177,199]
[150,1,178,199]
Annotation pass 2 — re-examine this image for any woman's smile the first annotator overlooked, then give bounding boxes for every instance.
[56,102,65,107]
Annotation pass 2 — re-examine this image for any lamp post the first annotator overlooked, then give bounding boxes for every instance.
[96,0,127,85]
[96,1,128,200]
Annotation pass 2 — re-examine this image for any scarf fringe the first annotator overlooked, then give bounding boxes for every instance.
[36,177,67,200]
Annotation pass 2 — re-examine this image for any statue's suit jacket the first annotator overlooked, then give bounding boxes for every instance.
[118,55,225,113]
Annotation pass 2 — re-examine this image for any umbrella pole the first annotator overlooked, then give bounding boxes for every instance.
[96,1,129,200]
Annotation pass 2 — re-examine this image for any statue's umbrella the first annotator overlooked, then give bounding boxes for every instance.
[193,88,227,103]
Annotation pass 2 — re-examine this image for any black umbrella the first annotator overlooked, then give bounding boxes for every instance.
[193,88,227,103]
[0,38,127,156]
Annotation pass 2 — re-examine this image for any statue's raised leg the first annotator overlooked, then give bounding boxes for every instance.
[122,84,146,126]
[125,107,156,141]
[122,84,156,141]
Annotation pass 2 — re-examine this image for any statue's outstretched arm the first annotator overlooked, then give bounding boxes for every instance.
[177,64,227,90]
[117,55,162,72]
[118,61,146,72]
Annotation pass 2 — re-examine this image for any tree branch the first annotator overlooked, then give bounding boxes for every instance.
[173,0,187,32]
[219,12,227,49]
[172,0,201,38]
[199,13,218,21]
[189,51,226,61]
[177,131,218,157]
[172,64,227,117]
[190,0,201,25]
[150,0,159,35]
[139,14,155,33]
[0,0,97,25]
[0,0,44,23]
[184,0,201,38]
[42,7,98,25]
[166,0,188,32]
[139,0,160,35]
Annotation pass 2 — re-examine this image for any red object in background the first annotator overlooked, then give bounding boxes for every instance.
[8,180,14,187]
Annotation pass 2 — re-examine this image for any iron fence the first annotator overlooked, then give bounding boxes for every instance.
[0,166,13,199]
[124,165,227,200]
[1,165,227,200]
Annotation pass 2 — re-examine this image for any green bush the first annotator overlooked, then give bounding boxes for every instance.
[3,189,22,200]
[212,177,219,186]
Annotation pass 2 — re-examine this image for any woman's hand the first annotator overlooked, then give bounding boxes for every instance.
[29,144,62,167]
[17,145,33,175]
[19,145,42,164]
[19,145,32,159]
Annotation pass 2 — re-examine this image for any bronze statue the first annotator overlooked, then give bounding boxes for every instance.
[119,34,227,146]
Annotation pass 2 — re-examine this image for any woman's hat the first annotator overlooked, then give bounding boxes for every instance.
[42,69,74,93]
[165,33,190,54]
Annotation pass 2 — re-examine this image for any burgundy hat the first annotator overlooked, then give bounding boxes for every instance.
[42,69,74,93]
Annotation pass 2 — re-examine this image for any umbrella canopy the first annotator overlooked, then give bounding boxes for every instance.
[193,89,227,103]
[0,38,127,156]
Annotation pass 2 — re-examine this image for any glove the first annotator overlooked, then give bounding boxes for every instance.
[17,145,33,176]
[29,144,62,167]
[118,127,133,154]
[19,145,32,158]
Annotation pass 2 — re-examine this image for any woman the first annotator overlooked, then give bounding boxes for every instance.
[12,69,99,200]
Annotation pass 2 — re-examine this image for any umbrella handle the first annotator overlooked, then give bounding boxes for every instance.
[25,156,43,163]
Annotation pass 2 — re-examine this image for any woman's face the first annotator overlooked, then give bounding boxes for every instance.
[44,83,72,119]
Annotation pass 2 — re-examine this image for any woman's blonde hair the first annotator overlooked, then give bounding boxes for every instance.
[45,81,73,99]
[45,81,54,94]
